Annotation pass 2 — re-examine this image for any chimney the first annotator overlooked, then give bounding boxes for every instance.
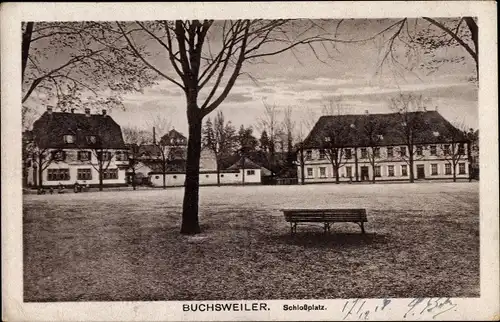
[84,108,91,117]
[435,106,439,112]
[46,106,53,114]
[102,109,107,116]
[71,108,75,113]
[153,127,156,144]
[365,110,369,115]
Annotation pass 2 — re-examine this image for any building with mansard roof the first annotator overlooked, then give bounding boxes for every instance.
[299,110,471,183]
[26,107,129,188]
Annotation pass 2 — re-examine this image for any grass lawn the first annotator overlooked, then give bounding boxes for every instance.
[23,181,479,302]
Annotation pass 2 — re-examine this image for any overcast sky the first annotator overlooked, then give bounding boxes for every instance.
[28,19,478,137]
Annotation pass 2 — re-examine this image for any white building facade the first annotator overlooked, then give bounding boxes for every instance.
[298,111,470,184]
[26,107,129,188]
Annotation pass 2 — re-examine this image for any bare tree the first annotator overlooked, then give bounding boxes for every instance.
[321,99,351,184]
[114,19,340,234]
[21,22,154,129]
[282,106,297,169]
[438,121,469,182]
[389,93,430,183]
[258,101,281,175]
[122,126,152,145]
[348,18,478,82]
[202,111,237,186]
[361,113,388,183]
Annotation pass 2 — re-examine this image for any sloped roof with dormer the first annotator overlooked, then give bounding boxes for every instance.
[160,129,187,146]
[32,111,126,149]
[302,110,467,149]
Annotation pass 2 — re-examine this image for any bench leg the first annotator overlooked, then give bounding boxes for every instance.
[324,223,331,234]
[290,222,297,235]
[361,222,365,234]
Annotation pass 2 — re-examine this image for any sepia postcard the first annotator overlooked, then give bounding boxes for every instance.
[1,1,498,321]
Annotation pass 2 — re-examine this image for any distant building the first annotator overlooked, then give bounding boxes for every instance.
[299,110,471,183]
[26,107,129,188]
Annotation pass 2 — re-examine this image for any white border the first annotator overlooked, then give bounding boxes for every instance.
[1,2,498,321]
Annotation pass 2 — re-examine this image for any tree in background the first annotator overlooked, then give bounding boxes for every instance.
[202,111,237,186]
[389,93,430,183]
[437,121,469,182]
[258,101,280,176]
[361,113,388,183]
[259,130,270,152]
[282,106,297,173]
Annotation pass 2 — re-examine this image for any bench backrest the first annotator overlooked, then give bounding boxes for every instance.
[282,209,367,222]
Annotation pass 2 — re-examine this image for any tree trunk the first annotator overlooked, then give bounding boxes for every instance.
[99,170,103,191]
[334,164,340,184]
[242,156,246,185]
[300,147,305,185]
[132,168,136,190]
[354,147,359,182]
[453,163,457,182]
[371,164,376,183]
[38,165,43,188]
[409,152,415,183]
[216,159,221,186]
[464,17,478,80]
[180,112,202,235]
[163,172,166,189]
[22,22,34,82]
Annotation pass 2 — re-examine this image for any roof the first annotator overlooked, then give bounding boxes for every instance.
[160,129,187,146]
[227,157,266,170]
[32,111,126,149]
[302,111,467,149]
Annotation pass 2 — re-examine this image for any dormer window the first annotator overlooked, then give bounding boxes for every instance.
[52,150,66,161]
[324,136,331,142]
[377,134,384,140]
[433,131,440,137]
[86,135,97,144]
[63,135,75,144]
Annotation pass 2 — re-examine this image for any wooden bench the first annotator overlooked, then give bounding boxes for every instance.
[281,208,367,235]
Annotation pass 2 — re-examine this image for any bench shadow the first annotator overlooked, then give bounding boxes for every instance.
[268,231,390,249]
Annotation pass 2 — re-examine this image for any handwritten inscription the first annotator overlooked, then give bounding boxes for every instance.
[404,298,457,319]
[342,298,391,320]
[340,297,457,320]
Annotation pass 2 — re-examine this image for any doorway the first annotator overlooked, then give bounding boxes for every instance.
[416,164,425,179]
[360,166,369,181]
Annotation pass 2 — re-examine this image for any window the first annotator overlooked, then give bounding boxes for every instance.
[324,136,331,142]
[459,163,466,174]
[116,151,129,161]
[319,167,326,178]
[401,165,408,176]
[102,168,118,180]
[373,147,380,158]
[63,135,75,144]
[346,166,352,178]
[205,174,209,178]
[86,135,97,144]
[47,169,70,181]
[307,168,313,177]
[374,166,381,177]
[220,174,224,178]
[431,164,438,175]
[360,148,368,159]
[246,170,255,175]
[387,147,393,158]
[416,145,423,156]
[400,146,407,157]
[155,175,160,179]
[445,163,452,175]
[345,148,352,159]
[78,151,91,161]
[235,174,238,177]
[443,144,450,156]
[97,151,112,161]
[377,134,384,141]
[458,143,465,155]
[173,175,177,179]
[51,150,66,161]
[77,168,92,180]
[319,149,325,160]
[305,150,312,160]
[388,165,395,177]
[430,145,437,156]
